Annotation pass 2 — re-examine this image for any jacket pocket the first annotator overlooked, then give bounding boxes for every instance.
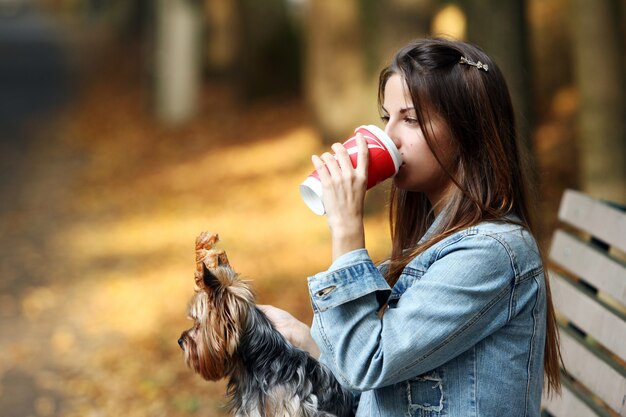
[407,372,446,417]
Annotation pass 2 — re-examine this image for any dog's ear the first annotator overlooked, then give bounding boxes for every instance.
[201,262,225,293]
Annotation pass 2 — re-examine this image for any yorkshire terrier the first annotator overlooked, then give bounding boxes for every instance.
[178,232,354,417]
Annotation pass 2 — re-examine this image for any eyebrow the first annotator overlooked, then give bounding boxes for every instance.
[381,106,416,114]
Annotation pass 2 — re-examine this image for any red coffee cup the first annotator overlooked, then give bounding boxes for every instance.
[300,125,401,215]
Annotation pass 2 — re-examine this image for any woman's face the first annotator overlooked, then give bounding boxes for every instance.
[381,73,457,208]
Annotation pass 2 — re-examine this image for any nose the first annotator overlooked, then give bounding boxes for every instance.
[178,337,185,350]
[384,124,400,150]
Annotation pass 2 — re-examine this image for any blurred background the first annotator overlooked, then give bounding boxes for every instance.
[0,0,624,416]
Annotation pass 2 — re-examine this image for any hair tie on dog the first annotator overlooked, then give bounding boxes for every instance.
[459,56,489,72]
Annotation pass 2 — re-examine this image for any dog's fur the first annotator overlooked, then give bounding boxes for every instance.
[178,232,354,417]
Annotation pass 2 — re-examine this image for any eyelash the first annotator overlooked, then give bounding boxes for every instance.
[380,115,419,125]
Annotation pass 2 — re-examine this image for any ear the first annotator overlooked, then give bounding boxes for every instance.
[201,262,224,294]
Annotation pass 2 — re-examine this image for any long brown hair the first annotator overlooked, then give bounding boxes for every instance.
[378,38,562,394]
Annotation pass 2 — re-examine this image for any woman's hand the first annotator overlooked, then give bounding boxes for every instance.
[312,134,370,261]
[258,305,320,359]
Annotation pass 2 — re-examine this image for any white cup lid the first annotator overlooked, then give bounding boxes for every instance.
[299,177,325,215]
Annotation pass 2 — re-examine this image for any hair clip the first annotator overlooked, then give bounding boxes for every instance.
[459,56,489,72]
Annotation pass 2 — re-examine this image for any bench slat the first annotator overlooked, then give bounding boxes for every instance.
[551,272,626,360]
[542,382,603,417]
[545,190,626,417]
[557,189,626,253]
[558,327,626,414]
[550,230,626,306]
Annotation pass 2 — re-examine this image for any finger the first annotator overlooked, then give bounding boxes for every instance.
[258,305,287,322]
[331,142,354,174]
[320,151,342,178]
[257,305,276,323]
[312,154,330,182]
[356,133,370,176]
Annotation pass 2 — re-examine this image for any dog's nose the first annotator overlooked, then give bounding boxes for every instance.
[178,337,185,350]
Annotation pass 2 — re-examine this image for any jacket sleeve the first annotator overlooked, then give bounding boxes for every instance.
[308,234,519,391]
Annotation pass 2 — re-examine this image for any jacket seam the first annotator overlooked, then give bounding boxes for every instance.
[524,275,541,417]
[431,231,472,262]
[393,282,511,381]
[401,266,423,278]
[472,345,477,417]
[479,231,519,277]
[509,267,543,321]
[390,233,518,379]
[318,261,379,284]
[315,313,354,387]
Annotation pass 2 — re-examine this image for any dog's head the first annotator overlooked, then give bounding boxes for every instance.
[178,261,255,381]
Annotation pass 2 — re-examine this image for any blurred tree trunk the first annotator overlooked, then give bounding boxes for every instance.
[153,0,203,125]
[371,0,435,64]
[203,0,240,76]
[464,0,534,163]
[305,0,369,143]
[570,0,626,203]
[233,0,301,100]
[306,0,433,143]
[202,0,301,100]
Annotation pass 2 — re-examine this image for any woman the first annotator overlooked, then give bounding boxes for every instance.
[263,38,561,417]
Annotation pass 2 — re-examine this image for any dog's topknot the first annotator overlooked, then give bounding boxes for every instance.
[194,231,229,290]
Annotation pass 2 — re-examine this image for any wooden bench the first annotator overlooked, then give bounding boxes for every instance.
[541,189,626,417]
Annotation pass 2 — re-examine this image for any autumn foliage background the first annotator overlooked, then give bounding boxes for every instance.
[0,1,623,416]
[0,23,394,417]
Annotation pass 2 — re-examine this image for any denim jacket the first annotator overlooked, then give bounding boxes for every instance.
[307,217,546,417]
